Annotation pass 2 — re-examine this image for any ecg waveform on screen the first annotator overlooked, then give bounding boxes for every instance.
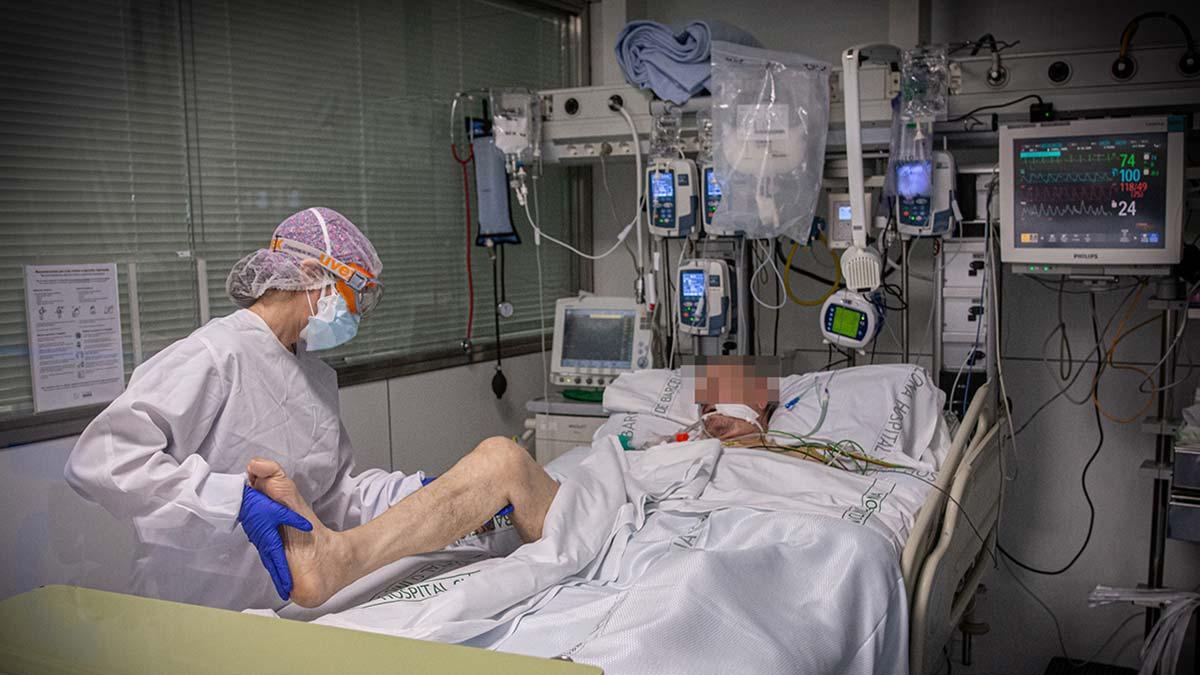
[1021,170,1112,184]
[1019,201,1113,218]
[1018,151,1122,166]
[1021,183,1113,203]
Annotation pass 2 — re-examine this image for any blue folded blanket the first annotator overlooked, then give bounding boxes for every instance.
[614,20,761,104]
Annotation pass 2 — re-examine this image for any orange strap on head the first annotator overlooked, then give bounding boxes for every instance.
[268,236,380,315]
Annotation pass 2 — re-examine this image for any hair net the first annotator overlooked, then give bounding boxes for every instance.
[226,207,383,314]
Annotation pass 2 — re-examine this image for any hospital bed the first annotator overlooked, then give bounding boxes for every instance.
[3,380,1000,675]
[305,371,1004,675]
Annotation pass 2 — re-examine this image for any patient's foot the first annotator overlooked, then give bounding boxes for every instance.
[247,459,354,608]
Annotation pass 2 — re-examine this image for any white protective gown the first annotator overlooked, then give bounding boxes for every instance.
[65,309,424,611]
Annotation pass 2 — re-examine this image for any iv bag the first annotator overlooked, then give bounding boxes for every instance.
[900,46,949,121]
[894,119,934,199]
[709,41,830,240]
[490,89,541,172]
[472,135,519,246]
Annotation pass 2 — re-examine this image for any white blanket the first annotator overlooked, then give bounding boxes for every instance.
[285,438,918,674]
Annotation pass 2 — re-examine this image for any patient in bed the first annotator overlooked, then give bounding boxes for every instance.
[689,355,780,441]
[245,436,559,608]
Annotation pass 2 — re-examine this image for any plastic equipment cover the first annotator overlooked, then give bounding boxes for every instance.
[709,42,830,240]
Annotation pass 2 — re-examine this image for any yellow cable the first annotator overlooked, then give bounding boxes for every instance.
[1094,316,1158,424]
[1090,282,1156,424]
[783,239,841,307]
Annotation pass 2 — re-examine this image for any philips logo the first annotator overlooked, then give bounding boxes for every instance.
[1072,253,1099,259]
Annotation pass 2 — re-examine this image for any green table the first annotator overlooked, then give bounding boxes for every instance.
[0,585,601,674]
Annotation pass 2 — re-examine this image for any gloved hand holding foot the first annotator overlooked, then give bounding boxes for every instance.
[245,437,558,608]
[239,483,312,601]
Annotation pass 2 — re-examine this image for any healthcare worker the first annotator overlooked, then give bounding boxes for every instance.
[64,207,425,611]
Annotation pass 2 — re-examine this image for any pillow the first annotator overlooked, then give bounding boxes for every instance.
[769,364,951,469]
[602,369,700,425]
[593,411,692,450]
[597,369,700,450]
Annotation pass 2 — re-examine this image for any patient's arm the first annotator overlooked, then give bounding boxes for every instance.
[248,436,559,608]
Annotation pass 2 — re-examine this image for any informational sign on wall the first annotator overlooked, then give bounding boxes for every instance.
[24,264,125,412]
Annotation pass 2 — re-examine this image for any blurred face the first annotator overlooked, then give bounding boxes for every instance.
[686,356,779,441]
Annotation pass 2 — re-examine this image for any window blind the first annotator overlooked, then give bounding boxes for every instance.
[187,0,577,365]
[0,0,578,419]
[0,0,195,415]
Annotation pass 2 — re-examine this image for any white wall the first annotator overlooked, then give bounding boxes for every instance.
[593,2,1200,673]
[0,351,547,602]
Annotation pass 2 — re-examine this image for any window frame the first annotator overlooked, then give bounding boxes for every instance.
[0,0,589,446]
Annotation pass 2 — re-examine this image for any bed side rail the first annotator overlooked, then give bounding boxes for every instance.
[901,382,994,597]
[907,419,1002,675]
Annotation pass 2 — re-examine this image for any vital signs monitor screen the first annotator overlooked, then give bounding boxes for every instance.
[1012,132,1168,249]
[560,308,636,369]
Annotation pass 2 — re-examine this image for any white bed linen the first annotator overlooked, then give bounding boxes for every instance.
[269,438,923,675]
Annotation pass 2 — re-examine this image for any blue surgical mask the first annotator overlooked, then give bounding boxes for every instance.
[301,286,359,351]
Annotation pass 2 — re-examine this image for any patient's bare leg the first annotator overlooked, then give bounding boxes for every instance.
[248,436,559,608]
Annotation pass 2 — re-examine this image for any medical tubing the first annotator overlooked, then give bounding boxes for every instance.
[522,200,632,260]
[1093,314,1160,423]
[750,240,787,310]
[1132,279,1200,394]
[599,152,641,270]
[614,104,646,290]
[949,249,987,415]
[1017,282,1143,435]
[1119,12,1197,58]
[1000,294,1104,576]
[783,240,840,306]
[984,179,1016,462]
[534,181,550,408]
[959,186,995,416]
[452,142,476,344]
[774,243,838,287]
[959,266,985,417]
[946,93,1044,124]
[491,250,502,366]
[672,239,690,367]
[518,104,643,265]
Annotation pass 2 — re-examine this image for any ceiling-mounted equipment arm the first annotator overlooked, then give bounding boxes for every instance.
[839,43,901,293]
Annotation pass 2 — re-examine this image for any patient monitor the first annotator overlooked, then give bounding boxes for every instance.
[551,296,652,388]
[999,116,1185,276]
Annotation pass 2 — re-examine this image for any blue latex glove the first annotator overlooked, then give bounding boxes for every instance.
[421,476,513,518]
[239,484,312,602]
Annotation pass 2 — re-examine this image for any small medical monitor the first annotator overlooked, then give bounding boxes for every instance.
[551,296,652,388]
[651,171,674,199]
[999,116,1184,275]
[704,166,721,196]
[829,305,865,339]
[560,308,635,369]
[680,268,707,299]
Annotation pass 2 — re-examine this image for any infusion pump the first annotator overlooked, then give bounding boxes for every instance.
[646,158,698,238]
